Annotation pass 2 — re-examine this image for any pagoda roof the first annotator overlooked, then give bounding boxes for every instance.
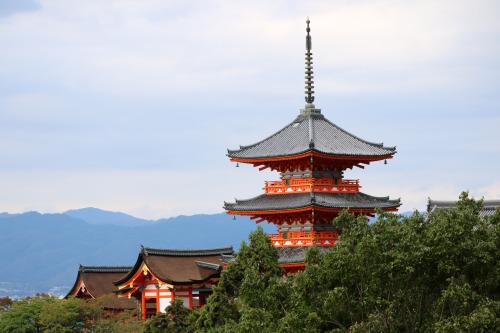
[227,112,396,161]
[225,192,400,212]
[114,246,234,286]
[66,265,136,309]
[277,246,333,264]
[427,199,500,218]
[219,246,332,265]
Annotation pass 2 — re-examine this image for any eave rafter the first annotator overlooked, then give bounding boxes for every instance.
[228,205,395,225]
[231,151,394,172]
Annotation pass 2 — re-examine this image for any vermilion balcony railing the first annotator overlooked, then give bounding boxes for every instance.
[268,230,339,247]
[263,178,360,194]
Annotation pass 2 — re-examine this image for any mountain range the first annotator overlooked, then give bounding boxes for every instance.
[0,208,275,298]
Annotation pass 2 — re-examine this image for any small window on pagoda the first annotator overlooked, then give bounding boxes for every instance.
[292,122,300,128]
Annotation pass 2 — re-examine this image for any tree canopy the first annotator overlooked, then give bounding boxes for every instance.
[0,294,142,333]
[194,192,499,332]
[1,192,498,332]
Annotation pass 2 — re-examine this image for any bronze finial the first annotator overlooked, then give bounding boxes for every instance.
[305,19,315,106]
[306,18,311,51]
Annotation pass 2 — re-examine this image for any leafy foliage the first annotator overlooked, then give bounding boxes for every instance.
[194,192,499,332]
[0,294,142,333]
[286,192,500,332]
[0,294,54,333]
[143,298,198,333]
[39,297,87,332]
[1,193,497,332]
[196,226,290,332]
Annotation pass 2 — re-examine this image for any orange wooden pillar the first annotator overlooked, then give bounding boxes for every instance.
[156,285,160,313]
[141,289,146,320]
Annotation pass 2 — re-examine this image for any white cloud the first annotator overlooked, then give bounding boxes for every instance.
[0,0,499,217]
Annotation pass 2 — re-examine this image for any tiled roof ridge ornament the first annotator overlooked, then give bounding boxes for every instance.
[141,244,148,256]
[302,18,321,116]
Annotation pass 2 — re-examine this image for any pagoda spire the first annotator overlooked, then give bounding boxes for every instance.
[304,18,315,109]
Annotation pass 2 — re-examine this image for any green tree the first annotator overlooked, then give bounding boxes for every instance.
[0,294,55,333]
[286,192,500,332]
[39,296,87,332]
[80,294,143,333]
[143,298,197,333]
[196,226,289,332]
[0,294,142,333]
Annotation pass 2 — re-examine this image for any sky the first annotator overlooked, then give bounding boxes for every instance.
[1,0,499,219]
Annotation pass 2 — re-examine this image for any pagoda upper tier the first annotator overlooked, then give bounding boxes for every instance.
[227,111,396,172]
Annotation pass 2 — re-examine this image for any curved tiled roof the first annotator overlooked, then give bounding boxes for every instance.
[141,246,234,257]
[195,261,223,271]
[66,265,136,310]
[114,246,234,286]
[225,192,400,212]
[277,246,333,264]
[79,266,132,274]
[427,199,500,218]
[227,113,396,159]
[219,247,333,265]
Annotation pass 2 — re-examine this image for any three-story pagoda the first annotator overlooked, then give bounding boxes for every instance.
[224,20,400,272]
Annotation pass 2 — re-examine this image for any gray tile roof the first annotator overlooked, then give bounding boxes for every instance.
[141,246,234,257]
[194,261,223,271]
[79,265,132,273]
[114,246,233,286]
[219,246,332,265]
[427,199,500,218]
[227,113,396,159]
[225,192,400,211]
[277,246,332,264]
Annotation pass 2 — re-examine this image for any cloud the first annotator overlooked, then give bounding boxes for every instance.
[0,0,499,217]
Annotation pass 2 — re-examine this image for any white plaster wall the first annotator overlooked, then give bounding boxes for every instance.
[159,297,171,313]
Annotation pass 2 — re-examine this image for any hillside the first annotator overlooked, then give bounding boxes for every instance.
[0,210,275,298]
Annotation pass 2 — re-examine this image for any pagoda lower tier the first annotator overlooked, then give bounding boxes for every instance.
[224,192,401,225]
[225,191,399,261]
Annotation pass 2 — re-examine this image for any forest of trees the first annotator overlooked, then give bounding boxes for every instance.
[1,193,498,332]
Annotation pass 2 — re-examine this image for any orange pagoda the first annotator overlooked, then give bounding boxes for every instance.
[224,20,400,272]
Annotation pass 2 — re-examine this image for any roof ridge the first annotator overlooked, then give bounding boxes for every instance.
[142,246,234,257]
[228,113,327,154]
[80,266,133,273]
[194,261,222,271]
[320,116,396,150]
[228,117,301,153]
[427,198,500,212]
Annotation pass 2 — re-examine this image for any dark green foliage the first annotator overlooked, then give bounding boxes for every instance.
[142,298,198,333]
[194,192,499,332]
[287,192,500,332]
[1,192,497,332]
[196,226,290,332]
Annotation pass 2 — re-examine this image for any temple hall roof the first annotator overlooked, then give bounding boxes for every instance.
[66,265,136,309]
[114,246,234,286]
[427,199,500,218]
[227,113,396,160]
[277,246,332,264]
[225,192,401,212]
[220,246,332,265]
